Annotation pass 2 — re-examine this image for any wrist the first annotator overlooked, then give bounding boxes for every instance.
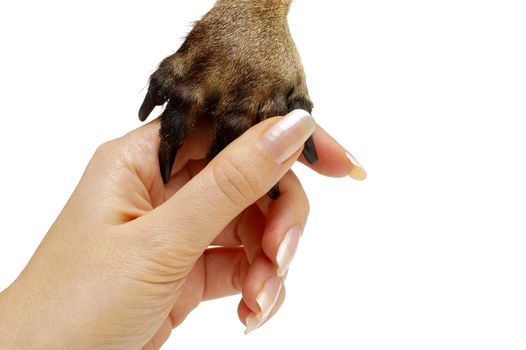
[0,281,56,350]
[0,286,24,350]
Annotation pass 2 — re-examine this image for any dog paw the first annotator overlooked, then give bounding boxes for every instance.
[139,3,318,190]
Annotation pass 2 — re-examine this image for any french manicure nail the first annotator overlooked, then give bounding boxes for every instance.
[258,109,316,164]
[244,313,260,335]
[256,276,282,321]
[276,226,302,277]
[346,150,367,181]
[244,276,282,334]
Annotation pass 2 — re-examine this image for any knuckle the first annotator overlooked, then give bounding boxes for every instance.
[93,139,128,167]
[212,157,262,207]
[95,139,119,156]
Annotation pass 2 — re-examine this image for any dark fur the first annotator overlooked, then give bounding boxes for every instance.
[139,0,318,197]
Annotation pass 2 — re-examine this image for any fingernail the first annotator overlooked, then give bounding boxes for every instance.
[276,226,302,277]
[346,150,367,181]
[244,313,260,335]
[258,109,316,164]
[244,276,282,335]
[255,276,282,321]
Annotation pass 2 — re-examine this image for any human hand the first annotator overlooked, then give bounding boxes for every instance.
[0,110,365,350]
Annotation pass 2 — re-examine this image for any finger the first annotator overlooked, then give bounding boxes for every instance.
[162,159,208,200]
[228,202,286,324]
[136,110,316,260]
[209,215,244,247]
[259,171,308,277]
[298,124,367,180]
[168,247,249,328]
[210,204,265,254]
[238,299,252,328]
[240,283,287,334]
[241,252,281,320]
[202,247,249,301]
[255,283,286,330]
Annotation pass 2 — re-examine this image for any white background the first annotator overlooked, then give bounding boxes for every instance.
[1,0,525,349]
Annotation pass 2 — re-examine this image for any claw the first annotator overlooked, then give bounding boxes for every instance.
[139,71,171,122]
[303,136,318,164]
[139,91,156,122]
[158,142,178,184]
[156,98,197,184]
[267,183,281,199]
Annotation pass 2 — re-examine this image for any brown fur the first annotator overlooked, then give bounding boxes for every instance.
[139,0,317,196]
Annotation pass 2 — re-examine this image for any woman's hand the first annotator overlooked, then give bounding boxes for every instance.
[0,110,365,350]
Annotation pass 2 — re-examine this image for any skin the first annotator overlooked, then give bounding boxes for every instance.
[0,116,355,350]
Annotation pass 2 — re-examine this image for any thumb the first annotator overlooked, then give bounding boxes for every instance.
[138,109,316,256]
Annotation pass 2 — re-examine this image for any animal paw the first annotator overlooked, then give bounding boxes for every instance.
[139,2,318,190]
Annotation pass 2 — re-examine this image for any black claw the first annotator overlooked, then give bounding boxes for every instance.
[159,144,178,184]
[303,136,318,164]
[139,92,156,122]
[287,96,317,164]
[267,183,281,200]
